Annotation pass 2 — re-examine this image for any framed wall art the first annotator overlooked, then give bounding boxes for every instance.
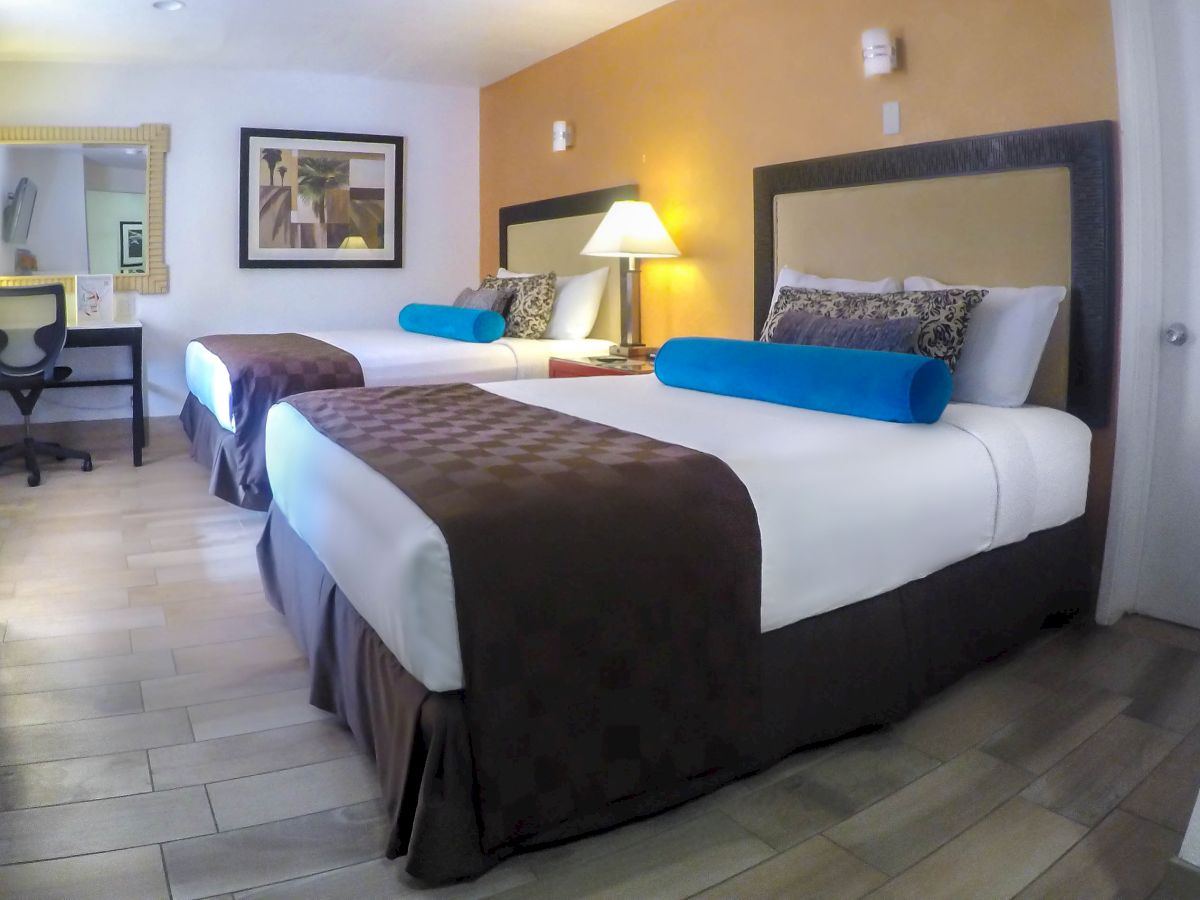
[120,220,144,270]
[239,128,404,268]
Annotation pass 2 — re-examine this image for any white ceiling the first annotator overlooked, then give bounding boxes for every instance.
[0,0,672,87]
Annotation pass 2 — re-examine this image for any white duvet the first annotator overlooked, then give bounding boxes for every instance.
[185,329,612,432]
[265,375,1091,693]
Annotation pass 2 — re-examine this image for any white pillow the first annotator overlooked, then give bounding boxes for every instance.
[497,267,609,340]
[905,276,1066,407]
[769,267,901,316]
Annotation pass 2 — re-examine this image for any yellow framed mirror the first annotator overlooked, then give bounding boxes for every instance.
[0,123,169,295]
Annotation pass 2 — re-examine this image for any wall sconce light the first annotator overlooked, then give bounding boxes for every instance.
[552,120,574,152]
[862,28,897,77]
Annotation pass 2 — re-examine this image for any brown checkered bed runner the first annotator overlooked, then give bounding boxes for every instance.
[284,383,763,852]
[196,333,364,502]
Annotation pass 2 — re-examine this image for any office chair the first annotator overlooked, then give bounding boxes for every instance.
[0,285,93,486]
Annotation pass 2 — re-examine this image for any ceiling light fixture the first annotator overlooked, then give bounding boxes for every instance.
[153,0,186,11]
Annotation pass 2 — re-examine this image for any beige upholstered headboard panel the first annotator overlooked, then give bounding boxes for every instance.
[506,212,622,343]
[774,167,1072,408]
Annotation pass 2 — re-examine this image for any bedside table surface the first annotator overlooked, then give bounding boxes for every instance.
[550,356,655,377]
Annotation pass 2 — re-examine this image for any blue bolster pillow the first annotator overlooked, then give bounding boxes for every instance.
[654,338,952,424]
[398,303,505,343]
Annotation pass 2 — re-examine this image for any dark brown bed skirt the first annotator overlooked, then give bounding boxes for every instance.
[180,394,271,511]
[257,508,1091,884]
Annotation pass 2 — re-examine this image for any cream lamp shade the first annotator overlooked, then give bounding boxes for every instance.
[580,201,680,259]
[339,235,369,250]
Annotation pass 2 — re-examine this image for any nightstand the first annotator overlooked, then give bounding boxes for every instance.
[549,356,655,378]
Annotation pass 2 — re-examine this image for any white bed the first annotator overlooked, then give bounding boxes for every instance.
[186,329,611,432]
[265,373,1091,693]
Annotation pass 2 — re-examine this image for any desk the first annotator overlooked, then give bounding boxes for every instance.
[43,321,144,466]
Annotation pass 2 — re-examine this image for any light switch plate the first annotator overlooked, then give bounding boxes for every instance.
[883,101,901,135]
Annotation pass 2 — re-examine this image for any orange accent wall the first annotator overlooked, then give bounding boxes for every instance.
[480,0,1117,343]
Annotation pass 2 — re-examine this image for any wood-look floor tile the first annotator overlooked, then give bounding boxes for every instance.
[236,857,536,900]
[1022,715,1180,826]
[10,567,157,598]
[159,593,271,626]
[0,786,214,864]
[0,845,169,900]
[826,749,1031,875]
[208,755,381,831]
[869,797,1088,900]
[1081,634,1200,730]
[0,708,193,767]
[894,667,1049,761]
[1115,614,1200,655]
[3,604,165,642]
[0,587,131,619]
[1123,725,1200,833]
[162,800,389,900]
[142,657,309,711]
[0,680,143,727]
[0,750,151,811]
[982,683,1131,774]
[133,610,287,653]
[0,650,174,695]
[1005,625,1133,687]
[129,576,266,607]
[1017,809,1182,900]
[174,633,302,676]
[726,731,938,850]
[149,719,358,790]
[187,688,329,741]
[497,811,771,900]
[127,542,259,571]
[155,556,262,586]
[695,834,887,900]
[0,629,130,668]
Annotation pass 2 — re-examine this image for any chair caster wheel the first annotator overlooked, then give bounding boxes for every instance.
[82,458,93,472]
[27,473,41,487]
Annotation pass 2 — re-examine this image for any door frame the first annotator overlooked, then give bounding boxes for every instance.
[1097,0,1166,623]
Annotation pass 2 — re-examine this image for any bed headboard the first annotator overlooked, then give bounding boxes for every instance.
[499,185,637,344]
[753,122,1116,427]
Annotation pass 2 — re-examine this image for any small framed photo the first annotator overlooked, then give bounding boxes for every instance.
[239,127,404,269]
[120,220,145,270]
[76,274,115,323]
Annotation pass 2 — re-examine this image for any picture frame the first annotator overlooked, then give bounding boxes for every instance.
[76,274,114,324]
[119,220,144,269]
[239,127,404,269]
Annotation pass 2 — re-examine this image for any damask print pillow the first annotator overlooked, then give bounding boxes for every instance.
[481,273,557,339]
[761,286,986,371]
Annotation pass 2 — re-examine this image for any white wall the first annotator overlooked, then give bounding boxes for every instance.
[0,62,480,423]
[6,146,91,274]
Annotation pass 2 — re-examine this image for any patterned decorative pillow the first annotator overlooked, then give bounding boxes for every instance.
[480,272,557,339]
[769,307,920,353]
[762,286,986,370]
[454,286,513,314]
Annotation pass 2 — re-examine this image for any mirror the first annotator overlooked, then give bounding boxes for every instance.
[0,144,147,277]
[0,125,169,295]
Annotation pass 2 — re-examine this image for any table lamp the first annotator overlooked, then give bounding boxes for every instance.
[581,200,680,357]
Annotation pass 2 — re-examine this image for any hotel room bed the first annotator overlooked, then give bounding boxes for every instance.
[253,122,1116,883]
[181,185,638,509]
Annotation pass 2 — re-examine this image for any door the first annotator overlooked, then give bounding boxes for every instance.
[1134,0,1200,627]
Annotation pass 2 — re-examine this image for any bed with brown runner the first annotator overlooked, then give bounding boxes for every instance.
[255,121,1116,884]
[180,185,635,509]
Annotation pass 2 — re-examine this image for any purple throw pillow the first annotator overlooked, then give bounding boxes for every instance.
[769,308,920,354]
[454,286,513,315]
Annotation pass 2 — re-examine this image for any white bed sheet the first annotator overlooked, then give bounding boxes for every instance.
[184,329,611,431]
[265,375,1091,693]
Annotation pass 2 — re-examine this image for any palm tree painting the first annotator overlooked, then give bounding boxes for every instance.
[242,128,404,267]
[297,155,350,246]
[261,148,282,185]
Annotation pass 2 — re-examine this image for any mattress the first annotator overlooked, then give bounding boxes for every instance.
[185,329,612,432]
[264,374,1092,693]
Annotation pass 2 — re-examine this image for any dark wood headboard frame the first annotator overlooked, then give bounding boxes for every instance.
[753,121,1117,427]
[498,183,638,271]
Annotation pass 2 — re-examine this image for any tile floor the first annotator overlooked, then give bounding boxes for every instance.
[0,417,1194,899]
